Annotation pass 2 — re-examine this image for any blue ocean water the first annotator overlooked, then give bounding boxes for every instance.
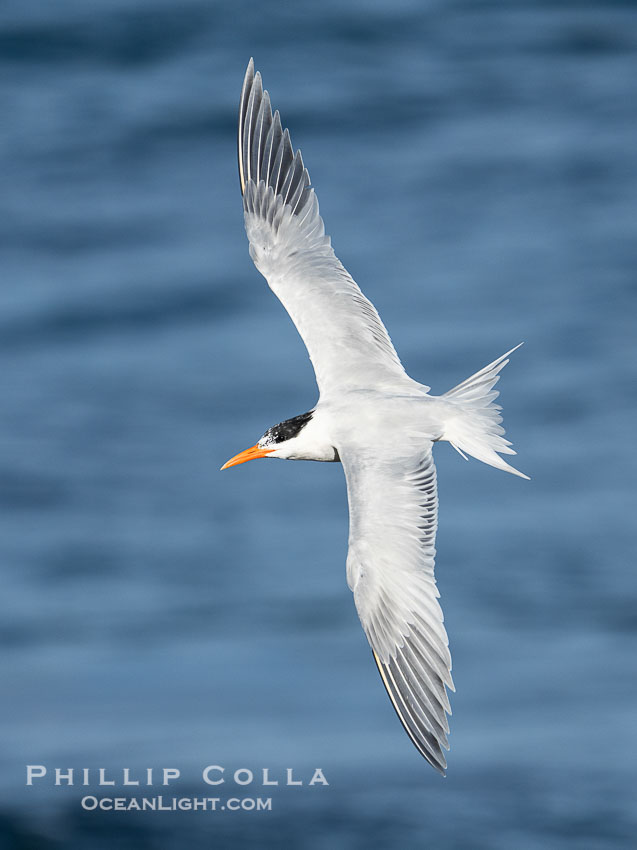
[1,0,636,847]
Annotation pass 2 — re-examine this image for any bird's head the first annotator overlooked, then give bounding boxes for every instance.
[221,411,316,469]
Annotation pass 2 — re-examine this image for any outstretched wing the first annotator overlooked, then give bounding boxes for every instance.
[238,59,421,398]
[343,447,454,774]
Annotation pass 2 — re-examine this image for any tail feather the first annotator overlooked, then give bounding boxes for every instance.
[441,344,529,480]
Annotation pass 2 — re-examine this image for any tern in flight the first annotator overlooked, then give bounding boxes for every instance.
[222,59,528,774]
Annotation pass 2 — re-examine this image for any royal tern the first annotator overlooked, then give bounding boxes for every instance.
[222,59,528,774]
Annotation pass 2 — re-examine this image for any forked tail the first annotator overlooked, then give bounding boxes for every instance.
[440,344,529,480]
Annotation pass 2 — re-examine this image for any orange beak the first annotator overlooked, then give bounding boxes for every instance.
[220,444,274,471]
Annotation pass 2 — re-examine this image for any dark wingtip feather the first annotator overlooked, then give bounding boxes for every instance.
[238,59,255,194]
[372,649,449,776]
[237,61,311,213]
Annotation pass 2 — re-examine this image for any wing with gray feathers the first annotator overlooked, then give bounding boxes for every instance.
[343,448,454,774]
[238,59,421,398]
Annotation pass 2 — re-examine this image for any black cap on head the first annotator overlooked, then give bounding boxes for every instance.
[263,411,313,445]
